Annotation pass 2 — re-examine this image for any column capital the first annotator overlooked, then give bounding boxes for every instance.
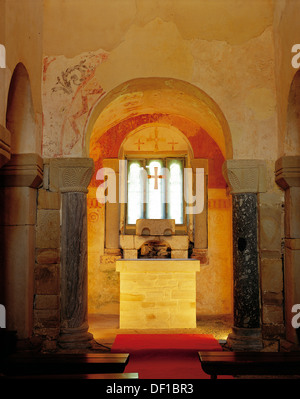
[222,159,267,194]
[275,156,300,190]
[0,153,43,188]
[0,124,11,168]
[49,157,94,193]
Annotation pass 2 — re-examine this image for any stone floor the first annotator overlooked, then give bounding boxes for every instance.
[10,313,300,379]
[87,314,300,379]
[88,313,233,350]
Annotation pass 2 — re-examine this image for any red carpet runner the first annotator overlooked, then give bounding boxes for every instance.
[111,334,232,379]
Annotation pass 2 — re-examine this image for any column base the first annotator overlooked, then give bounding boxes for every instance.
[105,248,122,256]
[58,323,94,349]
[226,327,263,351]
[190,248,209,264]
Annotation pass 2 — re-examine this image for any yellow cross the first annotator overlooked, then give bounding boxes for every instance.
[134,138,145,150]
[146,128,163,152]
[168,139,178,151]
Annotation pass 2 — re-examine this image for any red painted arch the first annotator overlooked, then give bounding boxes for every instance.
[89,113,226,189]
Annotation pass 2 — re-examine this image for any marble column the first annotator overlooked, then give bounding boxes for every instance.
[50,158,94,349]
[0,153,43,338]
[223,159,266,350]
[275,156,300,344]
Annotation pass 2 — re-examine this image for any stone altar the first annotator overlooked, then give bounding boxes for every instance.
[116,259,200,329]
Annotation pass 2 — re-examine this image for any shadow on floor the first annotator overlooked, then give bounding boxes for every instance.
[88,313,233,349]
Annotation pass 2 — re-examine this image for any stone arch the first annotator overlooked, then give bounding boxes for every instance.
[86,77,233,320]
[85,77,233,160]
[6,62,37,154]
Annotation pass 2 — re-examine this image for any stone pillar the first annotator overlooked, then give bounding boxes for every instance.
[0,153,43,338]
[275,156,300,344]
[190,159,208,262]
[222,159,266,350]
[49,158,94,349]
[103,159,121,257]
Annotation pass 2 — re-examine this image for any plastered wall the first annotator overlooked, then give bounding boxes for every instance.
[0,0,299,339]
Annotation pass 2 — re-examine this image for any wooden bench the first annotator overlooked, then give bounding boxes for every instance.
[0,353,130,377]
[1,372,139,380]
[199,351,300,379]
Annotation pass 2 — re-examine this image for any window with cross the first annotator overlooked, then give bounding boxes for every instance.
[127,158,184,225]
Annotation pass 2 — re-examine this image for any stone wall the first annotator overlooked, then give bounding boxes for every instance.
[33,161,61,348]
[116,259,200,329]
[258,190,285,339]
[0,0,299,350]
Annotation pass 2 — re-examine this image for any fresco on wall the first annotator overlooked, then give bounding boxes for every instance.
[42,49,108,158]
[89,112,226,189]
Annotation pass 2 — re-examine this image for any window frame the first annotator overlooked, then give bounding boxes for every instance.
[125,155,187,230]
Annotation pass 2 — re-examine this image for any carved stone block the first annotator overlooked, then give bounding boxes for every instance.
[275,156,300,189]
[36,210,60,249]
[49,157,94,193]
[0,153,43,188]
[123,249,138,259]
[136,219,175,236]
[222,159,267,194]
[38,189,61,210]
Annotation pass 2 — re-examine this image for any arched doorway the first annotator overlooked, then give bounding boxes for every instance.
[85,77,233,341]
[6,63,37,154]
[0,63,42,339]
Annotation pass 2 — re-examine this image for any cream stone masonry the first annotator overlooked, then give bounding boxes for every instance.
[275,156,300,190]
[34,182,62,339]
[275,155,300,344]
[136,219,175,236]
[116,259,200,329]
[120,234,190,259]
[0,124,11,168]
[0,153,43,188]
[0,153,43,339]
[258,191,285,338]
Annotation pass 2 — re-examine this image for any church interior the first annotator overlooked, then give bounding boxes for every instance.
[0,0,300,380]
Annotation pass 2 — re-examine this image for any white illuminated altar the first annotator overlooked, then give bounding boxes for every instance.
[116,258,200,329]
